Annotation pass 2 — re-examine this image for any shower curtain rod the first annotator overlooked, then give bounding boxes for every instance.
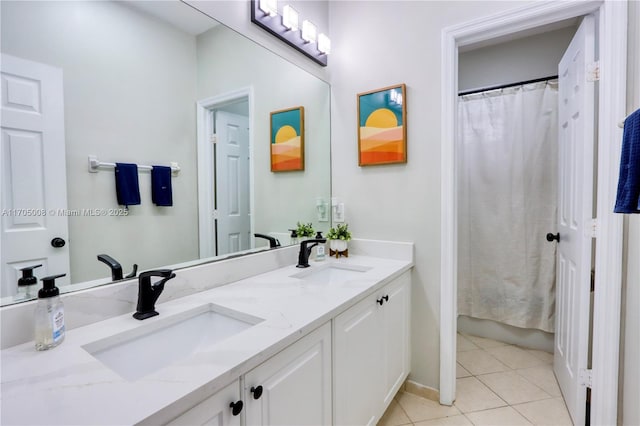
[458,75,558,96]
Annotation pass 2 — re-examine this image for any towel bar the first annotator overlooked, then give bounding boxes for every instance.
[88,155,180,176]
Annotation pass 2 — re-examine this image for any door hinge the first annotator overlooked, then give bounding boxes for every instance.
[579,368,593,387]
[212,210,219,219]
[588,218,598,238]
[587,61,600,82]
[211,134,218,144]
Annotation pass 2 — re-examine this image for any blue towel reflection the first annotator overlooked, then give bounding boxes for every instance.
[151,166,173,207]
[614,108,640,214]
[114,163,141,207]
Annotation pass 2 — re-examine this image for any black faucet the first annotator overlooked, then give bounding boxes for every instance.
[296,239,326,268]
[133,269,176,320]
[254,233,281,248]
[97,254,138,281]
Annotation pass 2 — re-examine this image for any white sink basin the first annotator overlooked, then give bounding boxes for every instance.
[82,304,263,381]
[290,263,372,285]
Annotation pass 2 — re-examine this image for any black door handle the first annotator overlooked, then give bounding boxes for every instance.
[229,400,243,416]
[251,385,263,399]
[51,237,66,248]
[546,233,560,242]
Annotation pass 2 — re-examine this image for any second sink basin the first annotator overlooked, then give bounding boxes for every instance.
[82,303,263,381]
[290,263,372,285]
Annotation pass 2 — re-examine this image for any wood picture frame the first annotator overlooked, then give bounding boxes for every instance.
[270,106,305,172]
[357,84,407,166]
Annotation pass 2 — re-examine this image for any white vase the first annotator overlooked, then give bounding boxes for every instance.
[330,239,348,252]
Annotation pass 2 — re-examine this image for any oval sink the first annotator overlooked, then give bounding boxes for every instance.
[82,304,262,381]
[290,263,372,285]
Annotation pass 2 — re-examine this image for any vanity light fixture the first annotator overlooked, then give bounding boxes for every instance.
[301,20,317,43]
[250,0,328,66]
[318,33,331,55]
[259,0,278,17]
[282,5,299,31]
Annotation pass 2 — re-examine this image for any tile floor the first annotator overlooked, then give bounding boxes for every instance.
[378,333,573,426]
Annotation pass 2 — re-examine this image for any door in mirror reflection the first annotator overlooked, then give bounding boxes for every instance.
[1,54,70,299]
[214,109,250,256]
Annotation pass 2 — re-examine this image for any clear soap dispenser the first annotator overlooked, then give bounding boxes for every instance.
[35,273,66,351]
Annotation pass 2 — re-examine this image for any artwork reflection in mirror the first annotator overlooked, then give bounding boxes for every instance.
[0,0,331,305]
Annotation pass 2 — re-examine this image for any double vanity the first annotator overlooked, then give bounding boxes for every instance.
[0,240,413,425]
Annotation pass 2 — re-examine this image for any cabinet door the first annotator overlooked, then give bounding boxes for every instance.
[333,294,383,426]
[381,272,411,407]
[166,379,241,426]
[244,322,332,426]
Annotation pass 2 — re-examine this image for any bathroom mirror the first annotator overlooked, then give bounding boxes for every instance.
[0,0,331,305]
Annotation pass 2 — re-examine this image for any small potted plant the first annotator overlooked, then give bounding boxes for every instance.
[296,222,315,241]
[326,223,351,257]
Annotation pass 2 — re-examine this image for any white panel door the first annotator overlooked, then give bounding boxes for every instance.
[1,54,69,298]
[554,16,595,426]
[215,111,250,256]
[244,323,332,426]
[381,273,411,407]
[333,294,382,426]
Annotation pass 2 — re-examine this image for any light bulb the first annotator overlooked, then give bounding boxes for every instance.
[282,5,299,31]
[301,20,317,43]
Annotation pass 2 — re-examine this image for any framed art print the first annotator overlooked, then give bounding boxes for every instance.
[270,106,305,172]
[357,84,407,166]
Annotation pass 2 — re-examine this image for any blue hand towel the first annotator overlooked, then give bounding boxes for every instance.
[151,166,173,207]
[614,108,640,213]
[114,163,141,207]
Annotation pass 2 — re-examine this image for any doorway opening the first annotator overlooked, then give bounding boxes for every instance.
[440,2,626,426]
[197,88,254,259]
[455,22,579,423]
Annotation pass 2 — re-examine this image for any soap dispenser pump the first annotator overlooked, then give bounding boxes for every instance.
[34,273,66,351]
[289,229,299,245]
[18,264,42,298]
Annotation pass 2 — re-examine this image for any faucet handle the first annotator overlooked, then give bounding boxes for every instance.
[125,264,138,279]
[139,269,174,280]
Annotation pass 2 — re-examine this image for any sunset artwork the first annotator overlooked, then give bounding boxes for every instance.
[358,84,407,166]
[271,106,304,172]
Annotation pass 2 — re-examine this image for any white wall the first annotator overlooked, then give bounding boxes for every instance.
[195,25,331,238]
[328,0,536,390]
[1,1,199,283]
[620,2,640,424]
[186,0,329,82]
[458,26,576,92]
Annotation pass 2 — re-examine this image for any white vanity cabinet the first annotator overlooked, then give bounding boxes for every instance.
[166,322,332,426]
[166,379,243,426]
[243,322,332,426]
[333,271,411,426]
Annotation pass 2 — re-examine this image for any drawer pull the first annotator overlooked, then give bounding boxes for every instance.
[229,400,243,416]
[251,385,263,399]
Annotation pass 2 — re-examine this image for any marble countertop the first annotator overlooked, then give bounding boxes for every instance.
[1,255,412,425]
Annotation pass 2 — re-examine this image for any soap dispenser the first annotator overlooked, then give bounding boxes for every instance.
[34,273,66,351]
[289,229,299,245]
[18,264,42,299]
[315,232,326,262]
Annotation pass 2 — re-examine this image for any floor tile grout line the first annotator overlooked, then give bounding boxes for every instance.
[393,393,414,425]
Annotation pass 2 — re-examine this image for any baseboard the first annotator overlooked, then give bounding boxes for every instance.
[404,379,440,402]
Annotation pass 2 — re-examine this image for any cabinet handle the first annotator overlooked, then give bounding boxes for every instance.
[377,295,390,306]
[229,400,243,416]
[250,385,263,399]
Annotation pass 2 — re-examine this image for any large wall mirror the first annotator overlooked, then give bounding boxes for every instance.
[0,0,331,306]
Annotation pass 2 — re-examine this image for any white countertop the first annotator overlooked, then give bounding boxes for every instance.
[1,255,412,425]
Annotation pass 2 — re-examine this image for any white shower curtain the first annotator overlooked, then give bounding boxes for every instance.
[457,81,558,333]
